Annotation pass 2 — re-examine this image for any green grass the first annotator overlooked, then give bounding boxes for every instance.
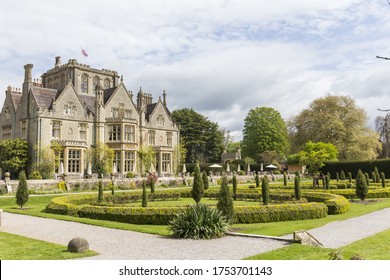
[0,232,98,260]
[244,228,390,260]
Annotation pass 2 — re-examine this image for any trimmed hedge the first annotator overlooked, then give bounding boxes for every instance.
[233,203,327,223]
[302,192,350,214]
[321,158,390,178]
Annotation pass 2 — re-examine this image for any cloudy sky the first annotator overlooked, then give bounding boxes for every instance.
[1,0,390,140]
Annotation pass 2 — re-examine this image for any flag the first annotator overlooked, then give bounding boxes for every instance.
[81,49,88,57]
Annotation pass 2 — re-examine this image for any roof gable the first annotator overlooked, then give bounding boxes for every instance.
[31,86,58,109]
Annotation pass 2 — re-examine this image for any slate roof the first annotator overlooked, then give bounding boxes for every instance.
[31,86,58,109]
[146,103,157,120]
[104,87,117,104]
[79,94,96,115]
[10,91,22,110]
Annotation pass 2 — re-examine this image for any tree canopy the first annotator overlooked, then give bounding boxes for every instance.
[242,107,288,161]
[0,139,29,175]
[172,108,224,163]
[288,95,381,160]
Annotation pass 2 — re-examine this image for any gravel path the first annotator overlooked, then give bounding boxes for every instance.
[1,207,390,259]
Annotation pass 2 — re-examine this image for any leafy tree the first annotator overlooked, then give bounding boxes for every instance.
[217,176,234,223]
[289,141,338,173]
[202,171,209,190]
[261,175,270,205]
[375,113,390,158]
[232,174,238,200]
[289,95,381,160]
[191,163,204,204]
[16,171,29,209]
[0,139,29,176]
[89,142,114,176]
[356,170,368,201]
[172,108,224,163]
[138,145,156,175]
[34,145,55,179]
[294,175,301,200]
[242,107,288,160]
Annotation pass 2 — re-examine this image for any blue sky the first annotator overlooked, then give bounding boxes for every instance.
[1,0,390,140]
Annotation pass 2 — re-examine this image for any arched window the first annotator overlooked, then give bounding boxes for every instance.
[92,76,100,95]
[81,74,89,94]
[104,78,111,89]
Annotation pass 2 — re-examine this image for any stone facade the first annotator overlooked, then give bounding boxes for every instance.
[0,57,180,177]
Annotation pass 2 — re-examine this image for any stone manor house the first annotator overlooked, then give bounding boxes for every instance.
[0,57,180,177]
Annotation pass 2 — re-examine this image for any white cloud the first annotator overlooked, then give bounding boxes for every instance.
[1,0,390,140]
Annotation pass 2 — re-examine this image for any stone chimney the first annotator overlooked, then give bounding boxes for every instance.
[162,90,167,106]
[23,64,33,94]
[55,56,61,67]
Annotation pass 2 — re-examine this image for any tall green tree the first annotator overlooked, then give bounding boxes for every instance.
[0,139,29,176]
[232,174,238,200]
[191,163,204,204]
[202,171,209,190]
[242,107,288,160]
[216,176,234,223]
[294,175,301,200]
[97,180,103,203]
[172,108,224,163]
[16,171,29,209]
[288,95,381,160]
[142,180,148,207]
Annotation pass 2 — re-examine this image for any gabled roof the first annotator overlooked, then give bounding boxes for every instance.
[78,94,96,115]
[10,91,22,111]
[31,86,58,109]
[104,87,117,104]
[146,103,157,121]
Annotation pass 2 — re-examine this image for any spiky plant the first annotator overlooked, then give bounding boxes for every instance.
[168,204,229,239]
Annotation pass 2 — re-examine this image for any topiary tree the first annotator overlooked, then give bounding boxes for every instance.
[255,174,260,188]
[191,163,204,204]
[142,180,147,207]
[232,174,238,200]
[340,170,346,180]
[283,171,287,186]
[348,172,352,183]
[202,171,209,190]
[371,172,376,183]
[97,180,103,203]
[294,174,301,200]
[217,176,234,223]
[381,172,386,188]
[356,170,368,201]
[336,172,339,181]
[261,175,270,205]
[374,167,380,183]
[325,174,330,190]
[295,171,301,181]
[16,171,29,209]
[364,172,370,186]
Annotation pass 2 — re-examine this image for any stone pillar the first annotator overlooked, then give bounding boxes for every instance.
[159,151,163,176]
[121,150,125,175]
[63,147,69,174]
[80,149,85,177]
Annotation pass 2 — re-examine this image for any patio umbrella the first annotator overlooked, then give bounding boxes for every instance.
[226,163,230,172]
[112,162,117,174]
[59,162,64,175]
[150,162,156,173]
[237,164,241,172]
[209,164,222,168]
[260,163,263,171]
[266,164,278,169]
[247,163,251,173]
[182,164,187,173]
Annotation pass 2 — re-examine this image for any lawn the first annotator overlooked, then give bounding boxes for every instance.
[244,228,390,260]
[0,231,98,260]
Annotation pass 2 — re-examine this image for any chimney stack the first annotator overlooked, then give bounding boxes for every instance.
[162,90,167,106]
[24,64,33,83]
[55,56,61,67]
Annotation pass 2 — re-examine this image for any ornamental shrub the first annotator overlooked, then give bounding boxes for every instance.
[16,171,29,209]
[255,174,260,188]
[374,167,380,183]
[261,175,270,205]
[142,180,147,207]
[217,176,234,223]
[356,170,368,201]
[294,175,301,200]
[348,172,352,183]
[340,170,346,180]
[191,163,204,204]
[283,172,287,186]
[381,172,386,188]
[29,170,42,180]
[168,204,229,239]
[371,172,376,183]
[364,173,370,186]
[336,172,339,181]
[97,180,103,203]
[325,174,330,190]
[202,171,209,190]
[232,174,238,200]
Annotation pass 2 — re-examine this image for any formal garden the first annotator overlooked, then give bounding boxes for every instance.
[2,161,390,260]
